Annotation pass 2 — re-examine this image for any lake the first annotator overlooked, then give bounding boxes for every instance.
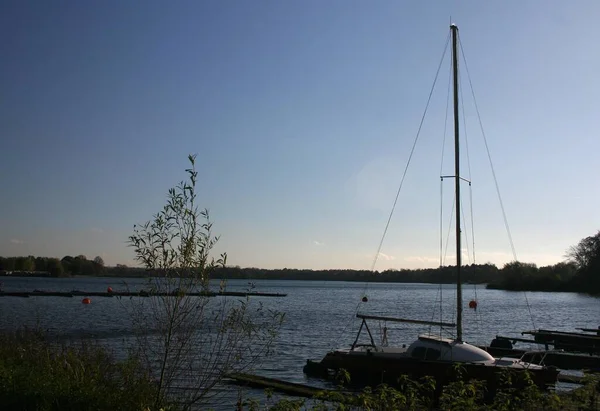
[0,277,598,408]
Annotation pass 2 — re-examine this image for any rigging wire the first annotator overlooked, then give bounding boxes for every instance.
[370,31,451,272]
[433,54,453,338]
[458,34,537,330]
[461,197,471,265]
[470,185,476,265]
[457,59,484,338]
[443,191,456,265]
[458,79,471,266]
[459,66,476,266]
[331,32,452,350]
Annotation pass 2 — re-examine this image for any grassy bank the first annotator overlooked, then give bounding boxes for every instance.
[0,329,162,411]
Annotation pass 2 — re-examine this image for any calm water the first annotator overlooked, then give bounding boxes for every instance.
[1,277,598,408]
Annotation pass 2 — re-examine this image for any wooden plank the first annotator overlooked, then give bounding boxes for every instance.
[494,335,539,344]
[357,313,456,328]
[523,330,600,341]
[577,328,600,334]
[225,373,331,398]
[557,374,585,385]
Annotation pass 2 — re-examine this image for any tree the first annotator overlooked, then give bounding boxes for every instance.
[567,230,600,294]
[34,257,47,272]
[567,231,600,270]
[46,258,65,277]
[93,256,105,267]
[15,256,35,271]
[61,256,74,274]
[499,261,538,290]
[126,154,283,409]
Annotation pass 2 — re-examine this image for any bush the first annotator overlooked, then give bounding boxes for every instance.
[0,329,162,411]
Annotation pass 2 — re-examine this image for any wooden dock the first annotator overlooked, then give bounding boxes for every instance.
[522,329,600,355]
[0,290,286,298]
[225,373,336,398]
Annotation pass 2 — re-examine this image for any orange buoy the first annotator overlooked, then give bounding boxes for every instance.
[82,297,91,304]
[107,286,113,293]
[468,300,477,310]
[362,296,368,303]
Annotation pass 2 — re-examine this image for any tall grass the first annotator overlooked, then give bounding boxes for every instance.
[0,329,163,411]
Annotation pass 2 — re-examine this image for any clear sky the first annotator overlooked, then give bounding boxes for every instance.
[1,1,599,270]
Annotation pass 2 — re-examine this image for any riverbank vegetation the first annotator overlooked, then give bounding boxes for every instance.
[267,372,598,410]
[255,372,600,410]
[0,329,159,411]
[2,328,597,410]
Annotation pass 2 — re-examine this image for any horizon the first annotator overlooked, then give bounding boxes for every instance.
[2,1,599,271]
[0,253,575,272]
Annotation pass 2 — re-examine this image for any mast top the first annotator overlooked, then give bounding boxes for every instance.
[450,24,458,30]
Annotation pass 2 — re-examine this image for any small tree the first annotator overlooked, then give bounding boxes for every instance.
[126,154,283,409]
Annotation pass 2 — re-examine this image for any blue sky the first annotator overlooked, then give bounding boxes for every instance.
[1,1,599,270]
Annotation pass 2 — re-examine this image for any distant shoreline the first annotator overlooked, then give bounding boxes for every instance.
[0,272,597,296]
[1,263,598,296]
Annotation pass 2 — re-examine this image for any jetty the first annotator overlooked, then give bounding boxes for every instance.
[225,373,334,398]
[0,290,286,298]
[522,329,600,355]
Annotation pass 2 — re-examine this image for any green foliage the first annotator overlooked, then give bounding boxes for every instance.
[0,329,160,411]
[485,230,600,294]
[93,255,105,267]
[0,255,109,277]
[568,230,600,294]
[249,371,599,411]
[46,258,65,277]
[15,256,35,271]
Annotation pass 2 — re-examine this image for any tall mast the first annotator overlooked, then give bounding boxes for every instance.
[451,24,463,342]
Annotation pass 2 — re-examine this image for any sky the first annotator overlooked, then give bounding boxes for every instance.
[1,1,599,270]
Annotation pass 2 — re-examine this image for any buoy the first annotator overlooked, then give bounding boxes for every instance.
[82,298,91,304]
[107,286,113,293]
[362,296,368,303]
[468,300,477,310]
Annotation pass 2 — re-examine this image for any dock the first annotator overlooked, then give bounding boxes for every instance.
[225,373,339,398]
[522,329,600,355]
[0,290,287,298]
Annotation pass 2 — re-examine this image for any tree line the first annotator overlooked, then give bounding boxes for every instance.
[1,230,598,295]
[487,230,600,295]
[0,255,106,277]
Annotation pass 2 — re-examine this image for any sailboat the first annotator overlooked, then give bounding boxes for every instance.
[303,24,559,389]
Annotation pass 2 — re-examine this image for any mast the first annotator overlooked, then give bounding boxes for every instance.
[451,24,463,342]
